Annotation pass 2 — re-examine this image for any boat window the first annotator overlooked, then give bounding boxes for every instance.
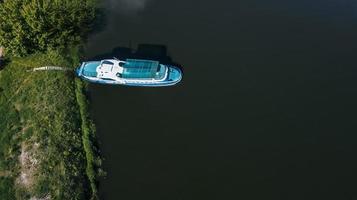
[116,73,122,78]
[102,61,114,65]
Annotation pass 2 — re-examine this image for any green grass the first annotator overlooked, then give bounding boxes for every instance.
[0,177,16,200]
[75,79,103,200]
[0,49,102,199]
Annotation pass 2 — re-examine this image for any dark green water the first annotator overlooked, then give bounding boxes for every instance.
[86,0,357,199]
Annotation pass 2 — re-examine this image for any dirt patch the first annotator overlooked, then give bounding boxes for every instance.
[16,141,40,190]
[29,194,51,200]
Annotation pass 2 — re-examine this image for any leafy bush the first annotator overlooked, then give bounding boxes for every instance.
[0,0,96,56]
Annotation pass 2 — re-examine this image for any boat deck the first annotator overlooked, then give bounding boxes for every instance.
[82,62,100,77]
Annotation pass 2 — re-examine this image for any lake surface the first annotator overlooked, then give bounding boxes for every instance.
[85,0,357,199]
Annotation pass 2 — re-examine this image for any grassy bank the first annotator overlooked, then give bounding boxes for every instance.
[75,79,103,199]
[0,50,102,199]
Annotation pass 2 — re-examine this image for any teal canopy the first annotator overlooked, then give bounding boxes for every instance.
[122,59,160,79]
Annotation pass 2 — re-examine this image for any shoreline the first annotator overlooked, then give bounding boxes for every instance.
[75,78,101,199]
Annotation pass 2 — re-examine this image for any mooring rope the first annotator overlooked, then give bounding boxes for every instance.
[28,66,73,72]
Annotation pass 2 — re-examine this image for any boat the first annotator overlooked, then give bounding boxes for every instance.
[75,58,182,87]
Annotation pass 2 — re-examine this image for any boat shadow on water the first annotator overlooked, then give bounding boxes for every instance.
[86,44,184,74]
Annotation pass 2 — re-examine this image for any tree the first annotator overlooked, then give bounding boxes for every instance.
[0,0,96,56]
